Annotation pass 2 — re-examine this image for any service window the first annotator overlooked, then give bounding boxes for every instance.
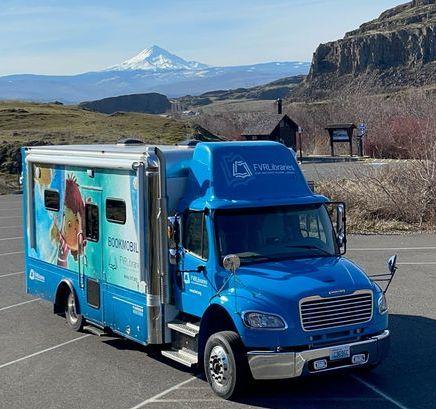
[106,199,126,224]
[183,212,208,260]
[44,189,59,211]
[85,203,99,242]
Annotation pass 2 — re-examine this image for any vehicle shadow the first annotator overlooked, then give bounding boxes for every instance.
[100,314,435,408]
[232,314,436,409]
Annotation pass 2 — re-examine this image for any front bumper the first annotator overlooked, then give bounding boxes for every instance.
[247,330,390,380]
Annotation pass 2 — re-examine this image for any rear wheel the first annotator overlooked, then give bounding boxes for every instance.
[204,331,249,400]
[65,291,84,331]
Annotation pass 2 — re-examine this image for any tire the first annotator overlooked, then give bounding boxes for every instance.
[65,290,84,331]
[204,331,250,400]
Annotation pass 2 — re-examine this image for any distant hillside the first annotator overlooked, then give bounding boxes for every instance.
[294,0,436,99]
[0,100,220,193]
[178,75,305,109]
[80,92,171,114]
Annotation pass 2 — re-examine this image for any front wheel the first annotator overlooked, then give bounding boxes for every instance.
[65,291,84,331]
[204,331,250,400]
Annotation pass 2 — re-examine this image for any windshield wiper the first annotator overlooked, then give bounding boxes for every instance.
[239,254,275,263]
[285,244,332,256]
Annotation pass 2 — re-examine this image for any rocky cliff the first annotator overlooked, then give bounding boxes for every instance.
[298,0,436,99]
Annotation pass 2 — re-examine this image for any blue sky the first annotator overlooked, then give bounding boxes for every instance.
[1,0,406,76]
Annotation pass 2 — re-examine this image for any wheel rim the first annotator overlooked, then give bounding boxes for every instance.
[67,292,78,324]
[208,345,232,387]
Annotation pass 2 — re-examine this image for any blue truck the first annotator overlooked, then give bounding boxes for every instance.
[22,141,392,399]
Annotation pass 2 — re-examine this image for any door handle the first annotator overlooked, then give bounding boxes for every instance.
[77,232,85,288]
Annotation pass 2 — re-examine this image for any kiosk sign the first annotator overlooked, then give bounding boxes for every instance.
[332,129,350,142]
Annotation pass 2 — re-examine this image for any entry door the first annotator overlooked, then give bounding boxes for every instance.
[81,187,103,323]
[175,211,211,316]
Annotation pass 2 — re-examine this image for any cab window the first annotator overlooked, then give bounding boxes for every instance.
[183,212,208,260]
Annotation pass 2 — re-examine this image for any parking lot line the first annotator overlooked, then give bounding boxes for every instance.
[0,299,40,312]
[0,271,23,278]
[0,216,21,219]
[349,246,436,251]
[129,377,196,408]
[352,375,409,409]
[0,225,21,229]
[153,397,385,403]
[0,236,22,241]
[0,334,91,370]
[0,251,24,256]
[397,262,436,265]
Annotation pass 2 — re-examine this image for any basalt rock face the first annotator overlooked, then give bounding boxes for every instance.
[298,0,436,99]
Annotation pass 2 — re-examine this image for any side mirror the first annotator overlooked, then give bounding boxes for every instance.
[223,254,240,274]
[326,202,346,254]
[387,255,397,274]
[336,203,346,248]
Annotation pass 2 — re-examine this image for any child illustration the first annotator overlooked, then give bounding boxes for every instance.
[51,175,86,267]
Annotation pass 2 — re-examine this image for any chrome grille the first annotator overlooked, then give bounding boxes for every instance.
[299,290,373,331]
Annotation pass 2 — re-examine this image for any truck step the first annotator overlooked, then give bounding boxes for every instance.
[167,321,200,337]
[161,348,198,367]
[83,324,106,337]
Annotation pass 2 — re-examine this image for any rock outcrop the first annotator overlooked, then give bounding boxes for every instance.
[79,92,171,114]
[297,0,436,99]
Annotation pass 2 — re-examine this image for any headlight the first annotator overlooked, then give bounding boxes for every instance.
[242,311,286,329]
[378,294,388,314]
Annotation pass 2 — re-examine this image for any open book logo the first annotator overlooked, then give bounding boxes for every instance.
[232,161,252,179]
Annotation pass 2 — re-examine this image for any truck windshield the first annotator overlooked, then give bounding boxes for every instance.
[215,204,338,264]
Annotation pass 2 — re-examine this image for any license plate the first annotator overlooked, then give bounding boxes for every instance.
[330,345,350,361]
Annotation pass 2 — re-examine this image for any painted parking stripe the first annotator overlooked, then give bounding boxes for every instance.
[0,271,23,278]
[0,225,22,229]
[349,246,436,251]
[0,236,22,241]
[397,262,436,265]
[153,398,385,403]
[0,334,91,370]
[352,375,409,409]
[0,251,24,256]
[0,216,21,219]
[130,377,196,408]
[0,299,40,312]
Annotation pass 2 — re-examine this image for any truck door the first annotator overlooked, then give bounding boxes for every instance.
[81,187,103,324]
[175,211,211,316]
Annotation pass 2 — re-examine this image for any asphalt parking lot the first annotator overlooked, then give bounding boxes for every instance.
[0,193,434,409]
[300,159,404,182]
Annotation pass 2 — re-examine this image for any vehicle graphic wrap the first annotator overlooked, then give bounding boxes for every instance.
[30,165,142,292]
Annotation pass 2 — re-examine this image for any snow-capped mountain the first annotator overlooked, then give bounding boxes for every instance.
[0,45,311,103]
[107,45,209,71]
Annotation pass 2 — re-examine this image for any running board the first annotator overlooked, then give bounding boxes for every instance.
[167,321,199,337]
[83,324,106,337]
[161,348,198,367]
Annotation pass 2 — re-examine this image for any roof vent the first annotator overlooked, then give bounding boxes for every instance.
[117,138,145,146]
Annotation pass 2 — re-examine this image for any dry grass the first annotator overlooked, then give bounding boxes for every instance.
[0,100,192,145]
[318,160,436,233]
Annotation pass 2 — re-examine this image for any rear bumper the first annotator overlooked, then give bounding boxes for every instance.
[247,330,390,380]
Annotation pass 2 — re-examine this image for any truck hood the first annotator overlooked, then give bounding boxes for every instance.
[236,256,373,303]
